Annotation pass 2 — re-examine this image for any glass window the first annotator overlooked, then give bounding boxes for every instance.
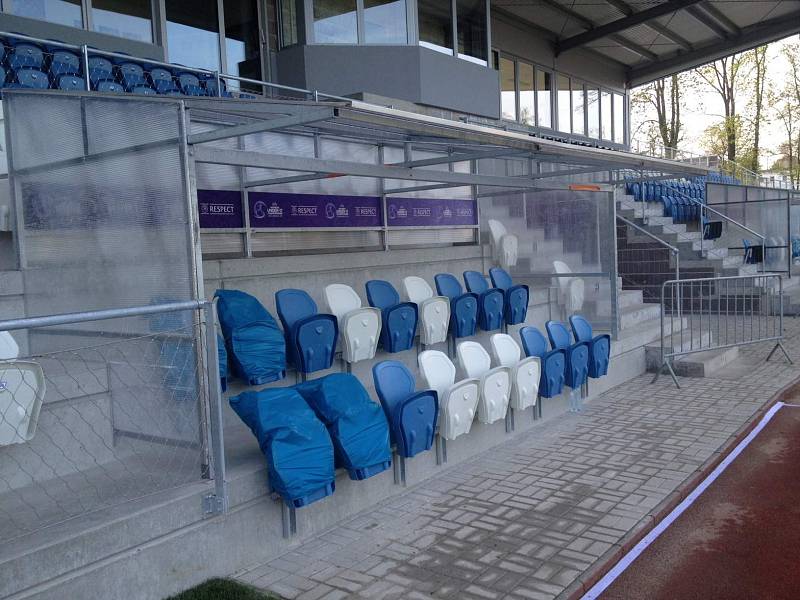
[456,0,487,63]
[313,0,357,43]
[364,0,407,44]
[557,74,570,133]
[601,90,612,140]
[5,0,82,29]
[518,62,534,126]
[225,0,262,85]
[613,93,625,143]
[587,87,599,139]
[572,82,585,136]
[536,69,552,129]
[418,0,453,54]
[91,0,152,42]
[280,0,299,47]
[166,0,221,71]
[499,57,516,121]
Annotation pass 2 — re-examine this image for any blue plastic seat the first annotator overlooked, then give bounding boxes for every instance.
[87,56,113,87]
[365,280,418,353]
[150,67,178,94]
[117,62,146,90]
[569,315,610,378]
[176,72,203,96]
[131,85,156,95]
[372,361,438,459]
[229,387,335,508]
[8,68,48,89]
[56,74,84,90]
[519,326,565,399]
[463,271,505,332]
[48,49,80,78]
[0,66,6,89]
[96,80,124,93]
[200,74,233,97]
[546,321,589,390]
[487,267,528,327]
[295,373,392,480]
[435,273,478,338]
[7,43,44,71]
[275,289,338,374]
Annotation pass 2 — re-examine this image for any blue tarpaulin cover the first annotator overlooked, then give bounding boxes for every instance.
[295,373,392,480]
[229,387,335,507]
[215,289,286,385]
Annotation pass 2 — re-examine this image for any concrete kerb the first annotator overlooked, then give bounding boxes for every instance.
[560,375,800,600]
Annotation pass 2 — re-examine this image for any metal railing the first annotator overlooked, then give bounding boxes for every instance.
[652,274,792,388]
[616,214,680,303]
[0,300,226,542]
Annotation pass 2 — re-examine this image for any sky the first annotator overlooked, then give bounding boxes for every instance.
[630,34,800,171]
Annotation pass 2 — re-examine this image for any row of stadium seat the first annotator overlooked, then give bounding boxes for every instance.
[626,179,706,204]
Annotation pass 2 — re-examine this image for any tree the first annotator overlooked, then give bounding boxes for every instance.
[747,46,769,172]
[631,73,684,158]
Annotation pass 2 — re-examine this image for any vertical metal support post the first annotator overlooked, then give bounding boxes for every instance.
[215,71,222,97]
[239,134,253,258]
[203,303,228,514]
[379,144,389,251]
[281,501,297,538]
[81,45,91,91]
[609,188,620,340]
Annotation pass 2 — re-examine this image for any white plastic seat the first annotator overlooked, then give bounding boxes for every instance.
[490,333,540,411]
[0,332,45,445]
[456,341,511,425]
[323,284,381,364]
[402,276,450,345]
[418,350,479,441]
[553,261,585,314]
[488,219,518,268]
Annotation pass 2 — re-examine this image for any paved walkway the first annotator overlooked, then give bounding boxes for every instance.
[235,320,799,600]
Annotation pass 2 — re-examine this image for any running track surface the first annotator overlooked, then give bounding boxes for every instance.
[599,402,800,600]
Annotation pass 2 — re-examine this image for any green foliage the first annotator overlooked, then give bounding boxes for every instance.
[166,579,277,600]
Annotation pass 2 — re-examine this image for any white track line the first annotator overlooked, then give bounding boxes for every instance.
[581,401,787,600]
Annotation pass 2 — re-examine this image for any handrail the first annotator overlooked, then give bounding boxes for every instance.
[617,214,680,255]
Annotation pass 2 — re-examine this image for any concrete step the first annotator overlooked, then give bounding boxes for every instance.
[619,301,661,330]
[611,314,688,357]
[651,345,740,378]
[644,330,713,370]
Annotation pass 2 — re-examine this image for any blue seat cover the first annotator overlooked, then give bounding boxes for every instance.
[546,321,589,389]
[463,271,504,332]
[131,85,156,95]
[295,373,391,480]
[215,289,286,385]
[150,67,177,94]
[57,74,84,90]
[9,68,48,89]
[569,315,610,378]
[48,49,80,78]
[372,361,438,459]
[275,289,338,374]
[520,326,566,398]
[96,80,124,93]
[365,280,418,353]
[217,333,228,392]
[87,56,113,86]
[435,273,478,338]
[177,72,204,96]
[117,62,146,89]
[489,267,529,326]
[229,388,335,508]
[7,43,44,70]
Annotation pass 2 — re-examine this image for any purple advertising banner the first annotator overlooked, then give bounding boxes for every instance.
[198,189,244,229]
[386,198,477,227]
[248,192,383,228]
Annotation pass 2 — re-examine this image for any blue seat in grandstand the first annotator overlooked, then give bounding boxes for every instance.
[0,66,6,89]
[56,74,84,90]
[215,289,286,385]
[489,267,529,326]
[630,182,641,201]
[435,273,478,339]
[519,326,565,399]
[7,68,48,89]
[87,56,113,87]
[117,62,146,90]
[463,270,504,332]
[131,85,156,95]
[7,43,43,71]
[569,315,610,378]
[163,89,183,96]
[372,361,438,459]
[97,80,124,93]
[199,73,233,97]
[365,280,418,353]
[275,289,338,375]
[176,71,203,96]
[229,387,335,508]
[546,321,589,390]
[47,48,80,78]
[295,373,392,480]
[150,67,178,94]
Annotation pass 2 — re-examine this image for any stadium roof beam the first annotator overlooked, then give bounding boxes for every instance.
[555,0,704,54]
[601,0,693,51]
[187,107,335,144]
[685,3,740,39]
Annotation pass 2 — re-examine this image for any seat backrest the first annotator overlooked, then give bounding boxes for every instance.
[567,278,585,313]
[463,271,489,294]
[435,273,463,299]
[8,43,44,70]
[57,74,84,90]
[365,280,400,310]
[49,50,80,76]
[131,85,156,95]
[323,284,362,320]
[490,333,521,368]
[0,331,20,360]
[457,341,491,378]
[372,360,415,407]
[97,80,124,93]
[489,267,513,290]
[569,315,593,343]
[177,72,201,93]
[150,67,176,92]
[87,56,113,84]
[487,219,506,246]
[553,260,572,295]
[118,62,145,87]
[519,326,548,358]
[14,68,48,89]
[418,350,456,399]
[403,276,434,303]
[546,321,572,350]
[275,289,318,331]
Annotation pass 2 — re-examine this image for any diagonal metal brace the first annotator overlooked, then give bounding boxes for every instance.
[188,107,335,145]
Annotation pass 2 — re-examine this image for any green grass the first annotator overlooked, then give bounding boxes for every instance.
[166,578,279,600]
